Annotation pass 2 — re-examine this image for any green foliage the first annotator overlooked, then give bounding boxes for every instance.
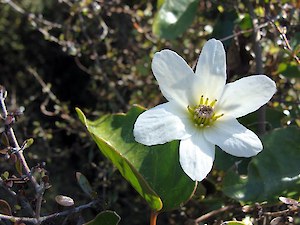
[0,0,299,224]
[76,106,196,212]
[84,211,120,225]
[222,222,249,225]
[153,0,199,39]
[222,127,300,203]
[22,138,34,150]
[76,172,96,199]
[211,11,237,46]
[277,62,300,78]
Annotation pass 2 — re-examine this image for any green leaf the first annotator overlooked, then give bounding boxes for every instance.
[290,32,300,49]
[76,106,196,211]
[222,222,249,225]
[211,11,238,47]
[1,171,9,180]
[0,199,12,215]
[1,133,9,147]
[222,127,300,203]
[277,62,300,78]
[15,158,23,175]
[152,0,199,39]
[76,172,96,198]
[238,14,252,31]
[84,210,120,225]
[157,0,165,8]
[21,138,34,150]
[215,107,284,172]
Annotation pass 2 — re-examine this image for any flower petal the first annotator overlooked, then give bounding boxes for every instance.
[193,39,226,102]
[216,75,276,118]
[152,49,195,106]
[134,102,192,146]
[204,119,263,157]
[179,132,215,181]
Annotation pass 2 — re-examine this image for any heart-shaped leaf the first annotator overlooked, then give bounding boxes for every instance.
[76,106,196,211]
[222,127,300,203]
[215,107,285,173]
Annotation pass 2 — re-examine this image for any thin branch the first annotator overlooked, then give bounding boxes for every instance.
[1,0,61,28]
[27,68,60,105]
[220,21,270,42]
[76,14,127,109]
[40,199,98,222]
[0,88,40,193]
[263,205,300,217]
[194,205,236,223]
[1,0,25,14]
[0,199,97,224]
[35,183,45,223]
[269,19,300,65]
[0,87,45,224]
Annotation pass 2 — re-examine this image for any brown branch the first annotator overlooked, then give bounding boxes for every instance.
[27,67,60,105]
[1,0,25,14]
[0,199,98,224]
[0,87,40,193]
[194,205,236,223]
[270,19,300,65]
[220,21,270,42]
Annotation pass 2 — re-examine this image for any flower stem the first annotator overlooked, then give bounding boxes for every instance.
[150,211,158,225]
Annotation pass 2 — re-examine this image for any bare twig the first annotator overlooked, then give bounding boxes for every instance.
[269,19,300,65]
[0,199,98,224]
[76,13,127,109]
[194,205,236,223]
[0,87,40,193]
[1,0,25,14]
[0,86,100,224]
[27,67,63,117]
[0,86,46,224]
[1,0,61,28]
[220,21,270,42]
[27,67,60,105]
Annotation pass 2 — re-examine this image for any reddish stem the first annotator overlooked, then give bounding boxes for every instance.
[150,211,158,225]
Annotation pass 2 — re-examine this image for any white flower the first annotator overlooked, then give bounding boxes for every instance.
[133,39,276,181]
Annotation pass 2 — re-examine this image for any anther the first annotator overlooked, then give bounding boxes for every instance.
[188,96,224,128]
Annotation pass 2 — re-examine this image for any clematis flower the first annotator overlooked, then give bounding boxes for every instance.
[133,39,276,181]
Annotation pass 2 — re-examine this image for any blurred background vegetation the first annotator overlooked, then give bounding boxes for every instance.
[0,0,299,224]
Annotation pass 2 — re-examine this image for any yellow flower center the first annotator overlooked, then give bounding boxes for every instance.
[188,95,224,128]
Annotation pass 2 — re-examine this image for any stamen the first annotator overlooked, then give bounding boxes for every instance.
[187,105,194,114]
[187,95,224,128]
[199,95,204,105]
[204,98,209,105]
[210,99,217,107]
[212,113,224,121]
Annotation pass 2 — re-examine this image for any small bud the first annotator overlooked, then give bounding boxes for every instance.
[55,195,74,207]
